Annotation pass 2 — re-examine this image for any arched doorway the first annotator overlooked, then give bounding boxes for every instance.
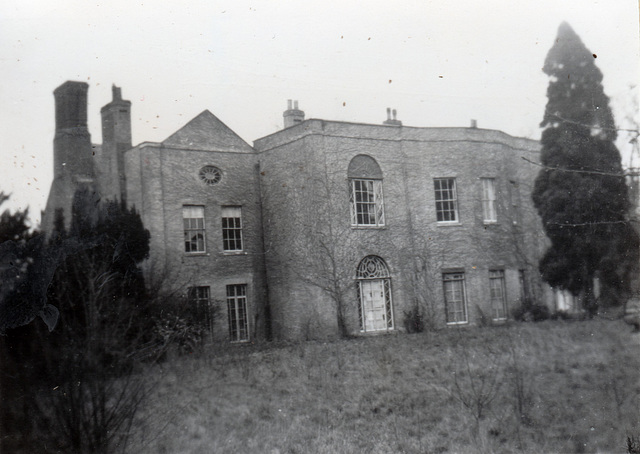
[356,256,394,332]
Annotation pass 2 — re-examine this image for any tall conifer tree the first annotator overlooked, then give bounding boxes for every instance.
[532,22,639,315]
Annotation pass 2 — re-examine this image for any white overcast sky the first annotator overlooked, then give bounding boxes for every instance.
[1,0,639,225]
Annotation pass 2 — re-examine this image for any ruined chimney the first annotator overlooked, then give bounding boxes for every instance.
[283,99,305,128]
[470,119,477,128]
[43,81,94,233]
[100,84,132,202]
[383,107,402,126]
[53,81,93,179]
[112,85,122,101]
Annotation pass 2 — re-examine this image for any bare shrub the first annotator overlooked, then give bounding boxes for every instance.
[449,341,503,432]
[506,336,535,426]
[628,435,640,454]
[403,304,424,333]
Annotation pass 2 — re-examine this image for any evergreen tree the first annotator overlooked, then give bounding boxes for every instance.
[0,192,48,333]
[1,186,153,453]
[532,22,639,315]
[0,192,33,242]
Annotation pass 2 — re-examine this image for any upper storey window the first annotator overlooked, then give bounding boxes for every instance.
[348,155,385,227]
[481,178,497,223]
[434,178,458,223]
[183,205,206,253]
[222,206,243,252]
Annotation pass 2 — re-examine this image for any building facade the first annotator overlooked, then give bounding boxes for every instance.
[255,110,549,339]
[44,81,553,342]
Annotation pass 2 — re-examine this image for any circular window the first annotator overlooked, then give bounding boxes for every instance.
[199,166,222,185]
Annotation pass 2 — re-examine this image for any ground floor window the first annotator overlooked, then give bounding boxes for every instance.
[187,286,214,332]
[443,272,467,324]
[489,270,507,320]
[356,256,394,332]
[226,284,249,342]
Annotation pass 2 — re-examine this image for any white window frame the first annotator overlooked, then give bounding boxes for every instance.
[227,284,249,342]
[222,206,243,252]
[481,178,497,223]
[443,272,468,324]
[489,270,507,320]
[434,178,459,223]
[183,205,206,253]
[349,179,385,227]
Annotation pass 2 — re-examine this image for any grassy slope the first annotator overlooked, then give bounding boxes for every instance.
[129,319,640,454]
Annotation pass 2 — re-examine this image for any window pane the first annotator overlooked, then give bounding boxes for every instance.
[443,273,467,323]
[187,286,213,332]
[350,179,384,226]
[482,178,497,222]
[183,206,204,218]
[489,270,506,319]
[222,206,243,251]
[183,206,206,253]
[227,284,249,341]
[222,206,242,218]
[434,179,458,222]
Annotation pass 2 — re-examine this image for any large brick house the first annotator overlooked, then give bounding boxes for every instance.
[43,81,554,341]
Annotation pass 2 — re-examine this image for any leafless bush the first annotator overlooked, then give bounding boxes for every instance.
[450,342,503,430]
[506,338,535,426]
[628,435,640,454]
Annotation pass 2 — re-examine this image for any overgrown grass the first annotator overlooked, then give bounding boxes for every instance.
[128,319,640,453]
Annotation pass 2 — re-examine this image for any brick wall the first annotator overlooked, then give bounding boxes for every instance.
[124,142,267,341]
[256,120,546,339]
[43,80,551,342]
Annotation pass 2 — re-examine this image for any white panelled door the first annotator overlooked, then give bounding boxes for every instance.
[361,279,387,331]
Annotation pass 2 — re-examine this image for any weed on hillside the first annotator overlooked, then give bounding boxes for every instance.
[127,319,640,453]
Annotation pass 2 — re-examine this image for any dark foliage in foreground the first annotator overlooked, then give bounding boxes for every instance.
[1,186,154,453]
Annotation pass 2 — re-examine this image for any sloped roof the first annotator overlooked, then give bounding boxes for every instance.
[162,110,254,153]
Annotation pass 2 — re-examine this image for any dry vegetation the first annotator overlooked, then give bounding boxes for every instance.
[128,319,639,454]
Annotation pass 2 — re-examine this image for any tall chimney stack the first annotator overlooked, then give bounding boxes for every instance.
[100,84,132,202]
[53,81,93,179]
[42,81,95,233]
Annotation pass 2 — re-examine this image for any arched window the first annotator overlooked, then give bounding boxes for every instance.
[348,155,385,227]
[356,256,394,332]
